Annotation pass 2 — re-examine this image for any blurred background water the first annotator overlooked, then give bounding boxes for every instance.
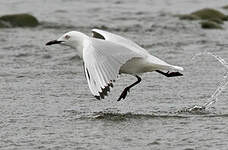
[0,0,228,149]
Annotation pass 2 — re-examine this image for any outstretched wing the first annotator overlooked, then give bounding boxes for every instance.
[83,38,141,99]
[92,29,149,57]
[92,29,183,71]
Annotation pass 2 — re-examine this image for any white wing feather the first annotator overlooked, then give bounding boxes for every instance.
[92,29,183,71]
[92,29,149,56]
[83,38,141,99]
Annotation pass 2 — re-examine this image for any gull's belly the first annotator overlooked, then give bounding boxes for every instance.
[119,57,158,75]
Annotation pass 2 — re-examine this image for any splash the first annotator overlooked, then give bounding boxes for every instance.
[185,52,228,113]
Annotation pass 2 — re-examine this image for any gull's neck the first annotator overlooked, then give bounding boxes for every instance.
[70,31,89,58]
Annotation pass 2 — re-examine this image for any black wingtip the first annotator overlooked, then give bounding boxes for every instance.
[94,96,100,100]
[92,31,105,40]
[93,81,115,100]
[99,92,105,99]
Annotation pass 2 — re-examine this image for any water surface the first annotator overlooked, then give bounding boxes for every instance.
[0,0,228,149]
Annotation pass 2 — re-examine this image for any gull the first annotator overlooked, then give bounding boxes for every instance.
[46,29,183,101]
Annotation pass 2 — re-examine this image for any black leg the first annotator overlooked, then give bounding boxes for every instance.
[156,70,183,77]
[117,75,141,101]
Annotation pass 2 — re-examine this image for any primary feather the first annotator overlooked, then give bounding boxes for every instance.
[83,38,140,98]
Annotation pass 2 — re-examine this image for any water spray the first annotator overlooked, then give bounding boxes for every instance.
[187,52,228,112]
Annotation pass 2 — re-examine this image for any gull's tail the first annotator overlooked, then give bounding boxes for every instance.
[155,64,183,77]
[146,54,183,72]
[169,65,184,71]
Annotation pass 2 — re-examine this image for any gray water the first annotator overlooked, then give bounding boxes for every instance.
[1,0,228,150]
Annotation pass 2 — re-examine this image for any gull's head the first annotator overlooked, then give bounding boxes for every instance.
[46,31,86,49]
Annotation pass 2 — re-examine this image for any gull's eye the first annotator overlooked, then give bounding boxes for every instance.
[65,35,70,40]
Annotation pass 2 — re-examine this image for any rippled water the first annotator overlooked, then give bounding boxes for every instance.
[1,0,228,149]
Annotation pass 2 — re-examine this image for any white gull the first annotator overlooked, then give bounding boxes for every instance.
[46,29,183,101]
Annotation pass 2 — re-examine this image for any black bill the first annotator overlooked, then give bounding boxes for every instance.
[46,40,62,46]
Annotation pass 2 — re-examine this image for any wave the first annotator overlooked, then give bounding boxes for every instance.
[64,109,228,121]
[39,21,78,30]
[92,111,188,121]
[204,114,228,118]
[40,21,143,33]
